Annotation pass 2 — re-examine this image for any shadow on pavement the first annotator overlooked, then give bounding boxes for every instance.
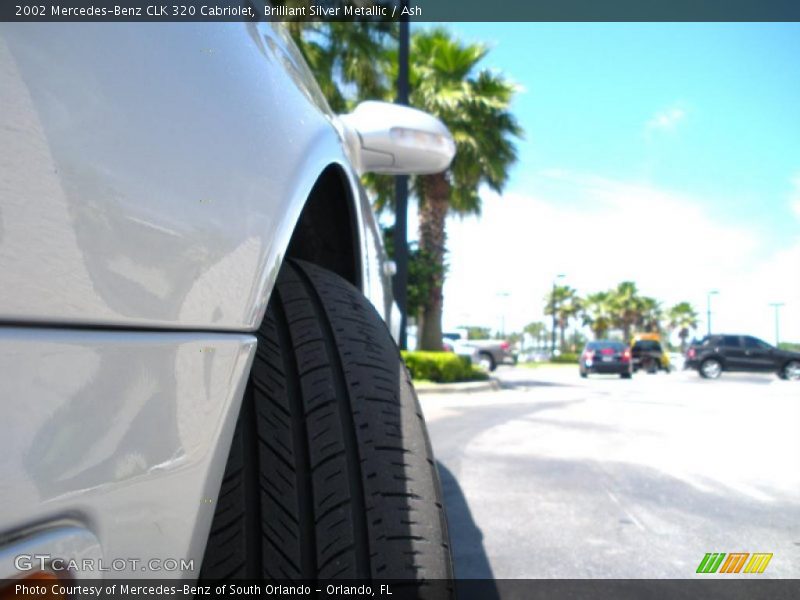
[437,461,501,600]
[497,377,577,391]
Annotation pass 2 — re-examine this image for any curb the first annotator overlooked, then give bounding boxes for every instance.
[414,377,501,395]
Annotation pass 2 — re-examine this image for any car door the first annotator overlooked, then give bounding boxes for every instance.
[720,335,747,370]
[742,336,777,371]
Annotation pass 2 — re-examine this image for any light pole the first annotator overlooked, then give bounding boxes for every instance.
[496,292,510,338]
[551,274,565,357]
[769,302,785,346]
[393,5,410,349]
[706,290,719,336]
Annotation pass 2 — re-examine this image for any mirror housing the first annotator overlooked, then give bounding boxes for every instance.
[337,101,456,175]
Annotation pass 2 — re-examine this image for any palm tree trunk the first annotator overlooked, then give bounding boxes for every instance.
[418,173,449,351]
[623,318,632,343]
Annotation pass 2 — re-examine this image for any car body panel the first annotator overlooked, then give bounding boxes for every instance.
[720,335,748,370]
[0,524,102,580]
[0,23,387,332]
[357,184,398,341]
[741,335,779,371]
[0,328,255,577]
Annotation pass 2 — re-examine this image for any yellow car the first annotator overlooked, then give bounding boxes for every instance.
[630,333,671,373]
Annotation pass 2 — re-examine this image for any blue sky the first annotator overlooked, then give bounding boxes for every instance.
[407,23,800,343]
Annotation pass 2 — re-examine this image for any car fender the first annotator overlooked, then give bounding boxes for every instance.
[0,23,367,332]
[699,353,726,369]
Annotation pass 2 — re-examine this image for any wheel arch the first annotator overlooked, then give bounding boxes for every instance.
[701,353,726,368]
[285,163,363,291]
[780,358,800,374]
[478,350,496,371]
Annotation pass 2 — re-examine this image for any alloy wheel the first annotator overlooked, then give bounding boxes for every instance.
[701,359,722,379]
[784,360,800,381]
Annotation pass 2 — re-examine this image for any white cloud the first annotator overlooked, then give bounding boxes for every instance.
[645,105,686,134]
[433,171,799,344]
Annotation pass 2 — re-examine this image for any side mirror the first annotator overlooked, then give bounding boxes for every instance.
[337,101,456,175]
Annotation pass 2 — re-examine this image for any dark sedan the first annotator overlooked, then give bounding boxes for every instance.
[685,334,800,380]
[580,341,633,378]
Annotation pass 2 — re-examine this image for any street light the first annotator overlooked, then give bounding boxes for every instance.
[706,290,719,336]
[551,274,565,357]
[496,292,510,338]
[769,302,785,346]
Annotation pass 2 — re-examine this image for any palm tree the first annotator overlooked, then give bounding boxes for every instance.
[582,291,614,339]
[609,281,642,343]
[545,286,581,352]
[524,321,548,349]
[637,296,663,333]
[287,19,395,112]
[405,29,522,350]
[559,296,583,352]
[668,302,699,352]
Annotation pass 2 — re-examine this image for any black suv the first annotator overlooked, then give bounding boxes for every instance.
[685,334,800,380]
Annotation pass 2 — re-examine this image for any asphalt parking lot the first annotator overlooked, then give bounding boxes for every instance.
[420,365,800,579]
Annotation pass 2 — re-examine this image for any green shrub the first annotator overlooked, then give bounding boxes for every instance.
[401,351,489,383]
[551,352,579,364]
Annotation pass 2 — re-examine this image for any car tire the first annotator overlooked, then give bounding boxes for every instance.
[478,351,496,372]
[620,372,632,379]
[200,259,453,582]
[699,358,722,379]
[782,360,800,381]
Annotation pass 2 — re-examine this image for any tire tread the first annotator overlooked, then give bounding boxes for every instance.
[200,260,452,583]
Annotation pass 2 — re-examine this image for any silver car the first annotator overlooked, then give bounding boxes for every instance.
[0,24,455,583]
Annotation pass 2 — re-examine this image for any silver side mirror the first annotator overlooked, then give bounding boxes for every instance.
[337,101,456,175]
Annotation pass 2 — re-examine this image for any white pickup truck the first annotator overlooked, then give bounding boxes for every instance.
[444,329,516,371]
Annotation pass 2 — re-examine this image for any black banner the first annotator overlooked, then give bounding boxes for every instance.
[2,0,800,22]
[2,579,800,600]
